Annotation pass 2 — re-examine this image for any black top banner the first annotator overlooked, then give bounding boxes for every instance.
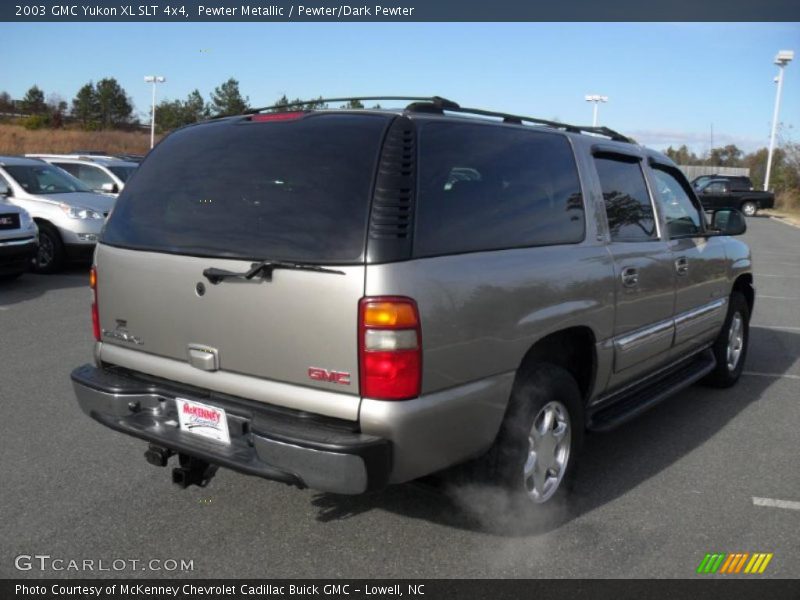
[3,0,800,22]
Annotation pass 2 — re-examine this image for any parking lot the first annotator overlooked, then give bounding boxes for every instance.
[1,216,798,579]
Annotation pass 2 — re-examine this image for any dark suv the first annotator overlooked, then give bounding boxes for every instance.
[71,97,752,511]
[691,175,753,191]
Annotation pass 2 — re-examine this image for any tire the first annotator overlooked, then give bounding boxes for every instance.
[702,292,749,388]
[476,364,585,516]
[740,201,757,217]
[33,222,65,273]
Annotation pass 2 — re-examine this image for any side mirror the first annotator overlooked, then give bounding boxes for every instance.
[710,208,747,236]
[100,182,118,193]
[0,181,11,196]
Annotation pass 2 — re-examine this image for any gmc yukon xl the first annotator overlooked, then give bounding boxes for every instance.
[71,97,753,510]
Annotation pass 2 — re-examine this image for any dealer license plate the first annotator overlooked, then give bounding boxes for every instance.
[176,398,231,445]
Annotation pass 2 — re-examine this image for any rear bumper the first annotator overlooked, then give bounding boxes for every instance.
[70,364,391,494]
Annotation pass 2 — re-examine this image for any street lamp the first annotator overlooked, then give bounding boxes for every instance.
[585,94,608,127]
[144,75,166,149]
[764,50,793,192]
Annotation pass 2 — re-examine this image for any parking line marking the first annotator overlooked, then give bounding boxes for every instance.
[759,295,800,300]
[743,371,800,380]
[758,274,800,278]
[769,216,800,230]
[753,497,800,511]
[752,325,800,332]
[0,306,8,311]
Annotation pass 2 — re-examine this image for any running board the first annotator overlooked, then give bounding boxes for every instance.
[587,349,716,432]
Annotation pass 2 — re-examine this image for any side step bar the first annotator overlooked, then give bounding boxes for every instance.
[587,349,716,432]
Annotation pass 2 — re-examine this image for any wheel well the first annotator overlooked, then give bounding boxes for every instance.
[517,327,596,403]
[732,273,755,316]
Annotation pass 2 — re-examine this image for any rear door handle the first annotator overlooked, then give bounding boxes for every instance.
[621,267,639,288]
[675,256,689,276]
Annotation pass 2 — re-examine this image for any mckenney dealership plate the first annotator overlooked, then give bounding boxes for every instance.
[176,398,231,445]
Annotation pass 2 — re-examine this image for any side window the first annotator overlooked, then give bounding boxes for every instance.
[54,162,80,178]
[414,123,585,257]
[77,164,114,189]
[594,156,657,242]
[704,182,725,194]
[651,167,703,238]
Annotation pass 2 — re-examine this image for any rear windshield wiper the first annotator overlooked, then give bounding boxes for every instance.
[203,260,345,284]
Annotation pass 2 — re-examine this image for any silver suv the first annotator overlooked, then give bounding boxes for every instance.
[71,97,753,511]
[0,201,37,280]
[0,156,115,272]
[27,154,138,196]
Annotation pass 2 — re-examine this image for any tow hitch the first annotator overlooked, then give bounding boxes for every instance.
[143,444,217,488]
[171,454,218,489]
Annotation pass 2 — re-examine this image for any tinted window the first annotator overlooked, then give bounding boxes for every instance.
[594,156,657,242]
[102,114,389,263]
[702,181,726,194]
[54,162,81,178]
[414,123,584,256]
[652,168,703,237]
[108,165,137,182]
[728,177,751,191]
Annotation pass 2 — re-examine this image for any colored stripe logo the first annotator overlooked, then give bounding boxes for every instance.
[696,552,773,574]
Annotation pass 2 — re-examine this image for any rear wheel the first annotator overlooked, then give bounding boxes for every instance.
[702,292,749,388]
[479,364,584,511]
[33,223,65,273]
[740,201,757,217]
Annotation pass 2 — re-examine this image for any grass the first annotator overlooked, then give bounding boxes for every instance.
[0,123,159,155]
[764,189,800,227]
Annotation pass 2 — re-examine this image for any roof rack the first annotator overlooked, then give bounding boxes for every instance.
[242,95,634,143]
[426,104,633,143]
[244,95,459,115]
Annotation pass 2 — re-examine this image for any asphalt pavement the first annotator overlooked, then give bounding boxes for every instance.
[1,216,798,579]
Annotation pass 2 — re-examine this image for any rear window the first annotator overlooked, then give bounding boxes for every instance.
[102,114,389,263]
[413,123,584,257]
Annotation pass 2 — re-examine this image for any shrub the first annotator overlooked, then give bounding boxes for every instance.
[22,114,49,130]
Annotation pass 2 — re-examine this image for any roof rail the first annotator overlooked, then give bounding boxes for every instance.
[407,103,634,143]
[244,95,461,115]
[241,94,633,143]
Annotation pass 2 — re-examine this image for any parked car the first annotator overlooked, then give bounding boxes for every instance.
[26,154,138,196]
[71,97,753,513]
[696,178,774,216]
[0,201,37,280]
[691,174,753,191]
[0,156,114,272]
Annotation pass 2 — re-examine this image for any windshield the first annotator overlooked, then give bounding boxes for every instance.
[108,165,137,182]
[102,113,389,263]
[4,164,92,194]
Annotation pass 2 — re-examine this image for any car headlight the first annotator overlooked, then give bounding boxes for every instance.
[59,204,104,220]
[19,210,35,229]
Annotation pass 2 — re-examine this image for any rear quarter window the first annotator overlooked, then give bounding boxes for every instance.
[413,123,585,257]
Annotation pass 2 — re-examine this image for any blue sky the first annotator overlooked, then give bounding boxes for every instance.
[2,22,798,153]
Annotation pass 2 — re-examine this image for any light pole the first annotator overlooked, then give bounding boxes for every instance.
[585,94,608,127]
[144,75,166,149]
[764,50,793,192]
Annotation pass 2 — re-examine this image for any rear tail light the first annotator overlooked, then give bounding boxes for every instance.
[359,297,421,400]
[90,266,100,342]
